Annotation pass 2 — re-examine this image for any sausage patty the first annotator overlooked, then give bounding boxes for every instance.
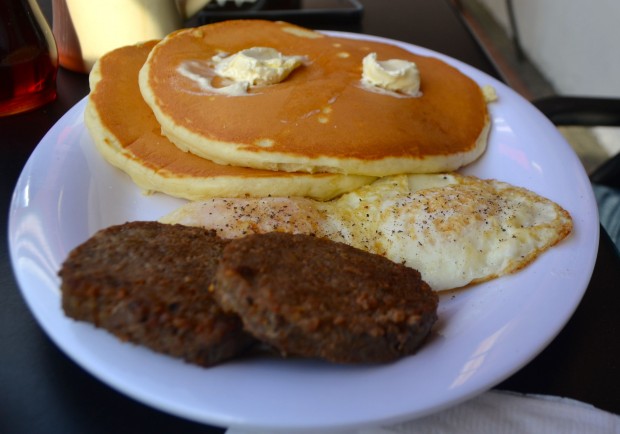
[59,221,255,366]
[213,232,438,364]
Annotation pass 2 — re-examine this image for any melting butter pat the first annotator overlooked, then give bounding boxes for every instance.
[213,47,305,86]
[482,84,498,103]
[361,52,420,96]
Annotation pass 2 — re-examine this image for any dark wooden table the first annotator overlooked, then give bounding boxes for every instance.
[1,1,618,433]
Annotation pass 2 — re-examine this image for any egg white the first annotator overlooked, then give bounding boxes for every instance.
[161,174,573,291]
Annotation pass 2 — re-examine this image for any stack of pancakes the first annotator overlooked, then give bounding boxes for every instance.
[85,20,491,201]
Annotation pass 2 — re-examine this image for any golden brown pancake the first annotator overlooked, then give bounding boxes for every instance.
[85,41,374,201]
[139,20,491,176]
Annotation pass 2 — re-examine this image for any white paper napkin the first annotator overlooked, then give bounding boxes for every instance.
[225,390,620,434]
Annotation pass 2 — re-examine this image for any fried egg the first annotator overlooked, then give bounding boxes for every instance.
[161,174,573,290]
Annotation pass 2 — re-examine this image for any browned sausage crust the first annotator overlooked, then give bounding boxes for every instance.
[213,232,438,364]
[59,221,256,366]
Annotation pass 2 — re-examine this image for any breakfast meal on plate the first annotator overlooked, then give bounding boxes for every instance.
[138,20,491,176]
[58,222,438,366]
[213,232,438,364]
[58,221,257,367]
[162,173,573,291]
[64,18,574,369]
[85,40,373,201]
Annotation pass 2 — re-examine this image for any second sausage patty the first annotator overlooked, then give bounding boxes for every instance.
[213,232,438,364]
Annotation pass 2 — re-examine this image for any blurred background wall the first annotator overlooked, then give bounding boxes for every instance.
[473,0,620,98]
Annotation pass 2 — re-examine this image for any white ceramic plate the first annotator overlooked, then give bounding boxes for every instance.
[8,32,598,433]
